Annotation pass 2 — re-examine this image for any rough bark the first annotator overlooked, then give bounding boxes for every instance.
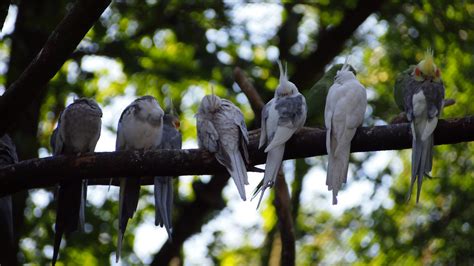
[1,117,473,196]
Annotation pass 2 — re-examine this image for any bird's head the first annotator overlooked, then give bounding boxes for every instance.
[413,49,441,83]
[164,114,181,129]
[135,95,163,125]
[73,98,102,116]
[275,60,299,98]
[200,89,221,113]
[334,56,356,83]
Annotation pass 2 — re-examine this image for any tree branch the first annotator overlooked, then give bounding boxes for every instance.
[0,116,473,196]
[0,0,111,136]
[273,170,295,266]
[234,67,264,124]
[291,0,384,89]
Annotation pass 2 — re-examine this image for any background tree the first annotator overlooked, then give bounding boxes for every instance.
[0,0,473,265]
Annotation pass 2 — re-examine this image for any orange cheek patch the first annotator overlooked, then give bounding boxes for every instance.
[435,68,441,77]
[415,67,421,76]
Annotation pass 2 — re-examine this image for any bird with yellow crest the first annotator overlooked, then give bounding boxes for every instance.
[394,49,445,202]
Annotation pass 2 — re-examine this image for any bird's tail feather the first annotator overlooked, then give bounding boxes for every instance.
[228,151,248,201]
[408,133,433,203]
[53,181,83,265]
[52,226,62,266]
[326,142,350,205]
[409,116,436,203]
[79,180,88,231]
[117,178,141,262]
[154,176,173,240]
[252,145,285,209]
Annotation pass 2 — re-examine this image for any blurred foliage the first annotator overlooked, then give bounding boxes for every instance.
[1,0,474,265]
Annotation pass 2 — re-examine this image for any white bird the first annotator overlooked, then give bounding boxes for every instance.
[116,95,164,262]
[196,91,249,201]
[50,98,102,266]
[253,61,307,209]
[324,58,367,205]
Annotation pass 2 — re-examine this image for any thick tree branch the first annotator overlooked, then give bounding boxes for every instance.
[291,0,383,89]
[0,0,111,136]
[0,116,474,196]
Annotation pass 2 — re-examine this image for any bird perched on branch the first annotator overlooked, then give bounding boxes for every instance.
[0,134,18,266]
[196,90,250,201]
[394,49,445,202]
[116,95,164,262]
[253,61,307,209]
[324,58,367,205]
[50,98,102,265]
[155,111,182,240]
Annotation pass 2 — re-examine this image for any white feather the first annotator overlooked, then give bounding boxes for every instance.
[324,68,367,205]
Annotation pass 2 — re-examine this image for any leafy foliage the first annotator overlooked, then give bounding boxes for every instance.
[2,0,474,265]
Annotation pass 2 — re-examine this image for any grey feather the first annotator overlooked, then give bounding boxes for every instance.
[254,62,307,208]
[196,95,249,201]
[51,98,102,266]
[116,95,164,262]
[403,74,444,203]
[154,114,182,240]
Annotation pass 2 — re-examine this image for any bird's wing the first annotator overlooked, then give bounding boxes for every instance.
[259,99,273,149]
[264,94,306,152]
[197,114,219,153]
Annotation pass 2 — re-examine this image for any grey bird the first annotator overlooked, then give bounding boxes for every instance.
[0,134,18,266]
[116,95,164,262]
[394,49,445,202]
[253,61,307,209]
[154,113,182,240]
[50,98,102,265]
[196,92,249,201]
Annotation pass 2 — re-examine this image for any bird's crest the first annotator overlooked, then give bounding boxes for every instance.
[277,60,289,85]
[341,56,351,72]
[417,48,437,78]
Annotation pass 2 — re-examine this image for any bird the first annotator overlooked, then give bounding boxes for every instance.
[0,134,19,266]
[154,112,182,240]
[50,98,102,265]
[393,49,445,202]
[116,95,164,262]
[253,61,307,209]
[324,58,367,205]
[196,90,249,201]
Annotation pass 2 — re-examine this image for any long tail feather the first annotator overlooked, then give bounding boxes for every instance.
[228,151,248,201]
[252,145,285,209]
[117,178,141,262]
[408,122,434,203]
[154,176,173,240]
[326,129,351,205]
[53,181,83,265]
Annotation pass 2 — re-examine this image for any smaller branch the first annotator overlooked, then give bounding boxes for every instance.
[0,0,111,136]
[151,173,229,265]
[273,170,295,266]
[234,67,265,124]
